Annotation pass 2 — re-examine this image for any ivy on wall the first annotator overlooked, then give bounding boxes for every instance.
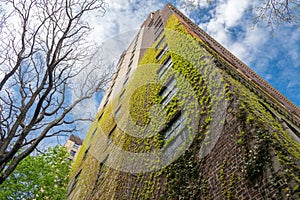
[68,13,300,200]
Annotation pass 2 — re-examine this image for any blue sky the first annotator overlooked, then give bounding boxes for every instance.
[2,1,297,149]
[71,0,300,137]
[89,0,299,108]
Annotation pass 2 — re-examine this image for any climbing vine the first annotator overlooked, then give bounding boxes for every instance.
[69,13,300,200]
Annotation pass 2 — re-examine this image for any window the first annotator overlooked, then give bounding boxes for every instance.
[154,28,164,41]
[103,99,108,109]
[70,150,76,157]
[82,146,90,160]
[110,80,115,89]
[161,88,177,106]
[70,170,82,193]
[282,119,300,137]
[107,90,112,98]
[154,18,162,29]
[92,128,97,136]
[115,106,121,118]
[95,163,105,184]
[156,45,168,61]
[130,53,134,61]
[132,43,137,53]
[103,125,117,152]
[160,77,177,106]
[128,60,133,68]
[157,56,172,78]
[134,37,138,45]
[154,19,164,41]
[105,90,112,102]
[119,90,126,102]
[73,143,79,149]
[154,22,163,35]
[148,19,154,28]
[107,125,117,146]
[164,112,186,141]
[123,76,129,86]
[160,77,176,97]
[155,35,165,50]
[95,155,108,186]
[163,126,188,160]
[98,112,104,121]
[126,67,131,77]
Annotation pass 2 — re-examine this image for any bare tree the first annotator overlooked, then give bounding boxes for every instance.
[0,5,9,34]
[0,0,110,184]
[179,0,299,32]
[254,0,299,31]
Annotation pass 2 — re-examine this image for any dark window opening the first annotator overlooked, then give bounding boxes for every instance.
[155,35,166,50]
[123,76,129,86]
[283,119,300,137]
[94,155,109,190]
[148,19,154,28]
[128,60,133,68]
[157,56,172,78]
[154,18,163,29]
[163,126,188,160]
[156,45,168,61]
[92,128,98,136]
[82,146,90,161]
[154,28,164,41]
[105,90,112,102]
[160,77,177,106]
[115,106,122,118]
[69,170,82,194]
[98,112,104,121]
[130,53,134,61]
[73,143,79,149]
[154,23,163,34]
[110,80,116,89]
[108,125,117,144]
[70,150,76,157]
[119,90,126,102]
[126,67,131,76]
[103,100,109,109]
[163,111,186,141]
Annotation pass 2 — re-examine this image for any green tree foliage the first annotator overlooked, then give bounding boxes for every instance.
[0,146,71,200]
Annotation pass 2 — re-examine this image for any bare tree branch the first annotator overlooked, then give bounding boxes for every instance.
[179,0,299,33]
[254,0,299,32]
[0,0,111,184]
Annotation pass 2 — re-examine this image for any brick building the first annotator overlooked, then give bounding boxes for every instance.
[64,134,83,162]
[68,3,300,199]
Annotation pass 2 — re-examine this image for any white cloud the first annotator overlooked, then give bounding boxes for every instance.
[89,0,164,43]
[195,0,300,106]
[218,0,251,27]
[2,0,299,141]
[284,28,300,67]
[82,0,300,126]
[180,0,215,9]
[70,0,165,135]
[85,0,165,69]
[199,0,261,64]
